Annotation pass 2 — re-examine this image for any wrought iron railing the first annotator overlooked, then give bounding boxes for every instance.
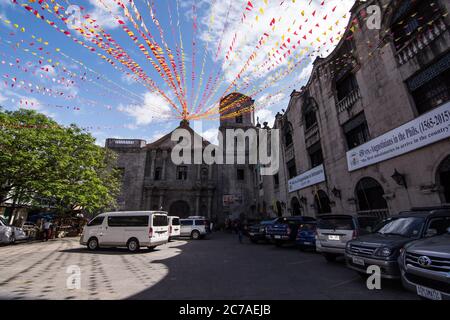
[336,87,361,113]
[357,209,390,220]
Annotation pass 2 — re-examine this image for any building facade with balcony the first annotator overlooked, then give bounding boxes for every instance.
[263,0,450,218]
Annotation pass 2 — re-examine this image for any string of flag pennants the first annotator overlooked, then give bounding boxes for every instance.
[1,0,445,124]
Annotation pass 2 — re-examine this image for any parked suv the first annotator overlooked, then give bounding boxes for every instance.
[399,231,450,300]
[345,207,450,279]
[180,216,210,239]
[266,216,316,246]
[248,219,278,243]
[316,214,381,262]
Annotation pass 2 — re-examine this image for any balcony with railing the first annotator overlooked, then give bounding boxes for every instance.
[395,17,448,66]
[336,87,361,113]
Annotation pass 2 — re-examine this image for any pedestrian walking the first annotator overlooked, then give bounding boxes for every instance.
[237,221,244,244]
[43,220,52,241]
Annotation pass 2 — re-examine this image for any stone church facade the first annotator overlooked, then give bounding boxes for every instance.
[106,93,262,223]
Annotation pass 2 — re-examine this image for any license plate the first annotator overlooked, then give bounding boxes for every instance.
[274,235,281,239]
[249,233,255,236]
[303,241,312,245]
[352,256,365,266]
[328,235,340,241]
[416,285,442,300]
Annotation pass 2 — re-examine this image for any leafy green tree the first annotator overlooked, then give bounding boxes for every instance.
[0,108,120,215]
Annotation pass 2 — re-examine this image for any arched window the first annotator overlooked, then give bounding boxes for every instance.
[303,99,317,130]
[284,123,293,147]
[176,166,188,180]
[437,156,450,203]
[154,167,162,181]
[314,190,331,214]
[355,178,388,211]
[276,201,283,217]
[291,197,302,216]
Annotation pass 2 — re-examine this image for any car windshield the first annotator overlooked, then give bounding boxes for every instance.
[375,217,425,238]
[318,216,354,230]
[261,219,277,225]
[0,217,9,226]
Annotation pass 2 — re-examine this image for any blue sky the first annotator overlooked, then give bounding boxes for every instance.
[0,0,354,145]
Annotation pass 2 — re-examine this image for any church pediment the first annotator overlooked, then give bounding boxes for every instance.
[145,121,213,150]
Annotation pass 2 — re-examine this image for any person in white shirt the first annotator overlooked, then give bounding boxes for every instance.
[43,220,52,241]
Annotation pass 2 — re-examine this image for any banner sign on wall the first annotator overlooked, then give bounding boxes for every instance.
[347,101,450,172]
[288,165,326,193]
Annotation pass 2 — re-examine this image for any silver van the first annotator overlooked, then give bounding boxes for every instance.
[316,214,381,262]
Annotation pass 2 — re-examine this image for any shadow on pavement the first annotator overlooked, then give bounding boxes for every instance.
[60,247,163,255]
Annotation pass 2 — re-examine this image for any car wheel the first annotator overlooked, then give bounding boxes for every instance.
[87,237,99,251]
[127,238,140,252]
[191,230,200,240]
[324,253,337,262]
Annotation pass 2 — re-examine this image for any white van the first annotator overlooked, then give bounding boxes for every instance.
[168,216,181,239]
[80,211,169,252]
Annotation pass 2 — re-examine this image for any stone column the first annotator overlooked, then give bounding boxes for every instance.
[207,191,213,219]
[144,189,152,210]
[197,165,201,180]
[195,192,200,215]
[159,193,165,210]
[162,150,168,180]
[208,165,213,180]
[150,150,156,180]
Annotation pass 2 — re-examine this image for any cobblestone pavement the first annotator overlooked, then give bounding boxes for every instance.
[0,233,418,300]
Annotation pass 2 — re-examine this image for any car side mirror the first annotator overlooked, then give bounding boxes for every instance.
[425,228,437,237]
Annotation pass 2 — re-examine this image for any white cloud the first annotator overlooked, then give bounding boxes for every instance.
[297,62,314,84]
[0,92,7,104]
[257,92,286,107]
[118,92,173,126]
[201,127,219,145]
[87,0,123,30]
[148,131,165,143]
[121,73,137,85]
[256,108,275,126]
[198,0,353,87]
[36,65,56,77]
